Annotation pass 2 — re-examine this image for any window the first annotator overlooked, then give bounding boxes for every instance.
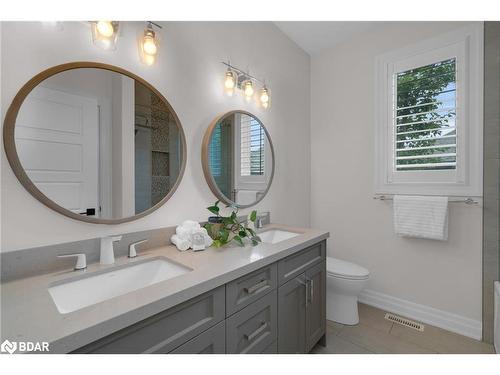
[395,58,457,171]
[208,124,222,177]
[375,24,483,196]
[239,114,265,177]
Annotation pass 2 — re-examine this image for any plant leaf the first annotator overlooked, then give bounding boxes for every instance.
[239,230,247,238]
[207,205,220,215]
[230,211,237,222]
[213,239,222,248]
[246,227,256,237]
[222,217,233,225]
[250,210,257,222]
[219,228,229,242]
[233,235,244,246]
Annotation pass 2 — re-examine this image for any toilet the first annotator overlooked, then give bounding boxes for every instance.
[326,257,370,325]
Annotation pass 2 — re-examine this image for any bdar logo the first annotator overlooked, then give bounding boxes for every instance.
[1,340,17,354]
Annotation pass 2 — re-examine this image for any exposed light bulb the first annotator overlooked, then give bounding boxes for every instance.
[244,80,254,98]
[96,21,114,38]
[142,29,158,55]
[260,86,270,105]
[224,70,236,90]
[91,21,118,50]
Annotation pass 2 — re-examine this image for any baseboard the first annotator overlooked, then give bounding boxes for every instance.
[358,289,482,340]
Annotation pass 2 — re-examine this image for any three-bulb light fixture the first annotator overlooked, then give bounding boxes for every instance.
[90,21,161,66]
[223,62,271,109]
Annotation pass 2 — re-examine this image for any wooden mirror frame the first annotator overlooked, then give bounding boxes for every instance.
[3,62,187,224]
[201,110,275,208]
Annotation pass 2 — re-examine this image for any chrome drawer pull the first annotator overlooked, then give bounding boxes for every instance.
[310,279,314,302]
[244,279,268,294]
[245,321,268,341]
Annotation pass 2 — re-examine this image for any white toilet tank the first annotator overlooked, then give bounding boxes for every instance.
[495,281,499,353]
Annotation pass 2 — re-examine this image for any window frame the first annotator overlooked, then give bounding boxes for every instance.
[374,24,483,197]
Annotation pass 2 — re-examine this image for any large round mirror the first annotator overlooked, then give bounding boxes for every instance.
[202,111,275,208]
[3,62,186,224]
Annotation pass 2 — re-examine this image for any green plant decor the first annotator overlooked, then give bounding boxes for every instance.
[203,201,262,248]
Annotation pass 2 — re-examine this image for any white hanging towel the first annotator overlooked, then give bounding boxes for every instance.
[393,195,449,241]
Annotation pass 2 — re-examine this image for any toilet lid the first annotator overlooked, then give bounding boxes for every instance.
[326,257,369,280]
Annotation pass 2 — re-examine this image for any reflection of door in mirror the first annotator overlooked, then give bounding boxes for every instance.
[234,113,271,205]
[16,86,100,217]
[208,117,233,199]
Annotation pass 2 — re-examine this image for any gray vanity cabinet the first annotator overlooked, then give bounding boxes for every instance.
[72,240,326,354]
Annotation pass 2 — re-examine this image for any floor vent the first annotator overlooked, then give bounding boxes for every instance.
[385,313,425,332]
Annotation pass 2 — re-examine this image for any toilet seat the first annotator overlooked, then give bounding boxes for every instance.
[327,257,369,280]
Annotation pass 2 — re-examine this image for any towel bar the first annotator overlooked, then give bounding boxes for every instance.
[373,195,479,205]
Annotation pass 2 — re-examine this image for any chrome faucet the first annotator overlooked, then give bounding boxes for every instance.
[256,217,264,229]
[128,239,148,258]
[57,253,87,270]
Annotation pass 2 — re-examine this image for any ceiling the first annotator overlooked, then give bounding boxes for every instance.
[274,21,382,55]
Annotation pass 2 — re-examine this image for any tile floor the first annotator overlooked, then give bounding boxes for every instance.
[311,303,496,354]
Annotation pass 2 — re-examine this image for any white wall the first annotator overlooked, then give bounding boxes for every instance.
[311,22,483,322]
[1,21,310,251]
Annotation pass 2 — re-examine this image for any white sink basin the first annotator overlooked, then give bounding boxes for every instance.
[258,229,299,244]
[48,257,192,314]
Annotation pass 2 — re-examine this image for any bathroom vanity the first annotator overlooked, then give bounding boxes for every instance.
[0,225,328,354]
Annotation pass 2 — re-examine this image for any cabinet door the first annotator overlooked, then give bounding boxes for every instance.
[305,261,326,352]
[170,321,225,354]
[277,274,307,353]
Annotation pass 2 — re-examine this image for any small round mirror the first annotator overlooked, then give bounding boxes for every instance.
[202,111,275,208]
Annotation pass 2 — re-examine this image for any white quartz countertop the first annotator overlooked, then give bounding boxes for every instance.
[0,224,329,353]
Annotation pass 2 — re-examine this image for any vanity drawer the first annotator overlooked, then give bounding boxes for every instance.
[278,241,326,285]
[170,321,225,354]
[226,263,277,316]
[226,289,277,354]
[73,286,225,354]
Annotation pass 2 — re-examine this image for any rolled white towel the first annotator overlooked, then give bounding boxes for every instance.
[171,234,191,251]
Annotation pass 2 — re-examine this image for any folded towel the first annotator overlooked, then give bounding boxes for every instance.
[393,195,449,241]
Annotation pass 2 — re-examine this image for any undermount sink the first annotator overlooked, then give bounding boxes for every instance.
[258,229,299,244]
[48,257,192,314]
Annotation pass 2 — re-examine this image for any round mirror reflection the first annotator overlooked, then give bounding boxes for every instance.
[202,111,274,208]
[6,64,186,223]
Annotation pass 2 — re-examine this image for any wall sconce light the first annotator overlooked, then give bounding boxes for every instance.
[90,21,119,50]
[222,61,271,109]
[140,22,161,66]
